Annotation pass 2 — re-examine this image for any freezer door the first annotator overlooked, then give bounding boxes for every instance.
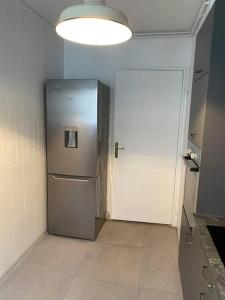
[47,174,97,240]
[46,80,99,177]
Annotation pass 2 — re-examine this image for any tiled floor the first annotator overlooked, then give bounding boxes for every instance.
[0,221,183,300]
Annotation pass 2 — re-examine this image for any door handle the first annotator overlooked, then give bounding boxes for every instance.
[185,159,200,173]
[202,266,215,289]
[185,232,193,246]
[190,133,197,139]
[200,292,206,300]
[52,175,92,182]
[115,142,125,158]
[195,69,203,75]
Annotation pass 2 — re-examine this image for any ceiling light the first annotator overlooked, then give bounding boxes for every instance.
[56,0,132,46]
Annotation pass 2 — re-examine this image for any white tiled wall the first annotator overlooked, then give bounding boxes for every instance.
[0,0,64,277]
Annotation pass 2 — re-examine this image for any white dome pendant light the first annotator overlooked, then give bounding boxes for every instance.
[56,0,132,46]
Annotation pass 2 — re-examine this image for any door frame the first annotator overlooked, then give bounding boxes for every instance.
[107,68,190,227]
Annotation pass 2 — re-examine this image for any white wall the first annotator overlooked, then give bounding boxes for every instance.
[64,36,194,221]
[0,0,64,278]
[65,37,193,84]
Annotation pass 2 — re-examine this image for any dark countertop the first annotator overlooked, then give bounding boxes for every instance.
[194,214,225,300]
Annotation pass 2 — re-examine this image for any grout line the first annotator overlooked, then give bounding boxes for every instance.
[71,240,95,278]
[61,241,100,300]
[137,239,145,299]
[138,224,146,297]
[62,275,140,300]
[96,239,144,249]
[74,274,140,289]
[76,275,139,288]
[137,287,180,297]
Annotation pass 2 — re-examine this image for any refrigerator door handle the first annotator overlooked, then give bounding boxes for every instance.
[52,175,94,182]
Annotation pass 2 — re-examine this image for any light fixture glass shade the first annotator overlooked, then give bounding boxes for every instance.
[56,3,132,46]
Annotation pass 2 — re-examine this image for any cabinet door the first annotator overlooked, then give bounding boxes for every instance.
[189,74,208,148]
[190,228,218,300]
[203,289,219,300]
[179,208,193,300]
[193,7,215,82]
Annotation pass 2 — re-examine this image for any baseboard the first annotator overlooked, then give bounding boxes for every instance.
[0,232,47,287]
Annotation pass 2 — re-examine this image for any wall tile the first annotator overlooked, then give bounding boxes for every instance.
[13,211,26,262]
[0,222,13,255]
[0,246,14,277]
[0,0,64,278]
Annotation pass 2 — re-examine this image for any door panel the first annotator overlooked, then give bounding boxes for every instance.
[47,174,96,240]
[112,70,183,224]
[46,80,98,177]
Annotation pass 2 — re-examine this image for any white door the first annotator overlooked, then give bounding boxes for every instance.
[112,70,184,224]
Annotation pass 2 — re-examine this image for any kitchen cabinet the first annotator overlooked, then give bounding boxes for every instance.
[188,74,208,148]
[179,208,193,300]
[190,228,218,300]
[179,210,219,300]
[181,2,225,298]
[193,7,214,82]
[187,0,225,217]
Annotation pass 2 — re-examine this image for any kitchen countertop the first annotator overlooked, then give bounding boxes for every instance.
[194,214,225,300]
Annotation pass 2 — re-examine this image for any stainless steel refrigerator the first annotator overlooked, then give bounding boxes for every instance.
[46,80,110,240]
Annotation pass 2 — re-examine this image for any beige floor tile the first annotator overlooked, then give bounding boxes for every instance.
[77,243,141,286]
[64,277,138,300]
[20,234,92,276]
[97,220,145,247]
[144,224,178,252]
[0,267,24,293]
[138,288,180,300]
[0,267,72,300]
[141,224,180,294]
[140,246,180,293]
[0,222,183,299]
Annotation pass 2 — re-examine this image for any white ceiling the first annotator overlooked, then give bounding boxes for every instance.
[21,0,204,34]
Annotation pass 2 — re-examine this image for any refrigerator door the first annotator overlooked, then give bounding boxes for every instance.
[46,80,98,177]
[48,174,97,240]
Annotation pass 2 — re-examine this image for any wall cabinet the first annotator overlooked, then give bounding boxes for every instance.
[189,5,214,148]
[188,74,208,148]
[193,7,214,82]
